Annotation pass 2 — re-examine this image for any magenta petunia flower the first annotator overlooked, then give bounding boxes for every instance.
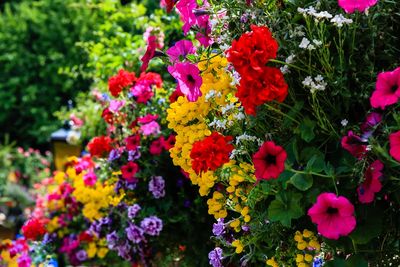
[168,62,202,102]
[341,131,367,159]
[338,0,378,13]
[357,160,383,203]
[360,112,382,133]
[166,40,196,63]
[108,100,126,113]
[176,0,200,34]
[370,67,400,110]
[389,130,400,162]
[140,121,161,136]
[308,192,356,240]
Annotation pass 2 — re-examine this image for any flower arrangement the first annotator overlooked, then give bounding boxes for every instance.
[162,0,400,266]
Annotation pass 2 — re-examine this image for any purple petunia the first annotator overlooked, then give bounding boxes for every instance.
[148,176,166,199]
[76,250,88,262]
[106,231,119,249]
[128,204,141,219]
[212,218,225,237]
[126,224,145,244]
[208,247,223,267]
[140,216,163,236]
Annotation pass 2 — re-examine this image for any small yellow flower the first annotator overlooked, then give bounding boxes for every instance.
[304,254,313,262]
[296,254,304,263]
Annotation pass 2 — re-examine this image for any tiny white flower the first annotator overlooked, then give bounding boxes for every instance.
[302,76,313,87]
[313,39,323,46]
[330,14,353,27]
[341,119,349,127]
[299,38,310,49]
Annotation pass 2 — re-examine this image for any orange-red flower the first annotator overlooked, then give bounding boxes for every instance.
[108,69,137,97]
[87,136,112,158]
[190,132,234,174]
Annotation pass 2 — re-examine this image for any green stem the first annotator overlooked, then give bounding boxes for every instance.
[264,103,300,124]
[269,59,308,72]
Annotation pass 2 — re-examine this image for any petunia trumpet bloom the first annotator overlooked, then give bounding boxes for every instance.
[168,62,203,102]
[389,130,400,162]
[357,160,383,203]
[252,141,287,180]
[370,67,400,110]
[338,0,378,13]
[308,192,356,239]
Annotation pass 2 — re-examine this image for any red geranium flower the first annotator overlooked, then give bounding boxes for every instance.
[108,69,137,97]
[236,66,288,115]
[121,161,140,182]
[389,130,400,162]
[87,136,112,158]
[101,108,114,124]
[125,135,141,151]
[341,131,367,159]
[357,160,383,204]
[169,86,184,103]
[190,132,234,174]
[252,141,287,180]
[228,25,278,75]
[22,218,46,240]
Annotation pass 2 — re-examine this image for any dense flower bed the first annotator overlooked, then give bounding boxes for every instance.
[1,0,400,266]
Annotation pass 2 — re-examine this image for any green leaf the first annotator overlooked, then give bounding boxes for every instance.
[299,117,316,142]
[325,259,346,267]
[350,206,383,244]
[268,192,304,227]
[345,255,368,267]
[305,155,325,173]
[290,173,313,191]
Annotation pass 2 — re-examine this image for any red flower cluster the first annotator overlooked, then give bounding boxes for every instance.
[227,25,288,115]
[108,69,137,97]
[252,141,287,180]
[21,218,46,240]
[87,136,113,158]
[190,132,234,174]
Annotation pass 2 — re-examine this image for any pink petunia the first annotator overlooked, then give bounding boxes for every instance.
[166,40,196,63]
[140,121,161,136]
[341,131,367,159]
[389,130,400,162]
[83,171,97,187]
[108,100,126,113]
[370,67,400,110]
[252,141,287,180]
[168,62,202,102]
[308,192,356,240]
[338,0,378,13]
[357,160,383,203]
[176,0,200,34]
[138,114,158,124]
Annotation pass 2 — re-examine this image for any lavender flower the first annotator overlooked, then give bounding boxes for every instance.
[148,176,165,199]
[76,250,88,262]
[108,149,121,162]
[116,241,132,261]
[208,247,223,267]
[128,148,141,161]
[126,224,145,244]
[128,204,141,219]
[106,231,119,249]
[140,216,163,236]
[212,218,225,236]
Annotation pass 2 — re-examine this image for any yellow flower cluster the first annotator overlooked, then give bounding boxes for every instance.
[207,191,227,219]
[69,168,116,222]
[294,230,321,267]
[231,239,244,254]
[0,240,18,267]
[266,257,279,267]
[86,238,109,259]
[166,54,236,196]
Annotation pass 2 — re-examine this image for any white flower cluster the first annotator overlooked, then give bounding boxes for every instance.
[221,103,236,115]
[299,38,322,50]
[205,90,222,101]
[297,6,333,20]
[290,26,306,38]
[208,118,229,129]
[330,14,353,27]
[302,75,327,93]
[235,133,263,146]
[229,69,241,86]
[280,54,296,74]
